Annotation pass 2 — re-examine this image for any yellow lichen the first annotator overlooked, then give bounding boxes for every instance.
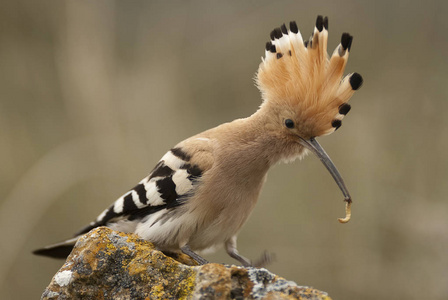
[43,227,330,300]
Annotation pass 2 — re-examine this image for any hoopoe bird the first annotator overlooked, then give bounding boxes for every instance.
[34,16,363,267]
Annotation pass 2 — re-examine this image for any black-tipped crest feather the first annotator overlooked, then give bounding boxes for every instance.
[341,33,353,51]
[338,103,351,115]
[350,73,363,90]
[289,21,298,33]
[273,28,283,39]
[316,15,324,32]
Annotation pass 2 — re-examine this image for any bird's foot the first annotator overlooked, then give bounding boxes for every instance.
[181,245,209,265]
[252,250,276,268]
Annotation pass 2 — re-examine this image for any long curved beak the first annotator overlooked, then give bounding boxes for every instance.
[299,137,352,223]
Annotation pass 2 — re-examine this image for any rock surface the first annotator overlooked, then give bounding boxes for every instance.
[41,227,332,300]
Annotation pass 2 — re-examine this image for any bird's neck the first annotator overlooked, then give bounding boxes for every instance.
[212,107,305,169]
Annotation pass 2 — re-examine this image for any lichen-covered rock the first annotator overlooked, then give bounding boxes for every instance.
[41,227,331,300]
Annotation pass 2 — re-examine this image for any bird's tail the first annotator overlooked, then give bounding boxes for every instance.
[32,236,79,259]
[33,221,102,259]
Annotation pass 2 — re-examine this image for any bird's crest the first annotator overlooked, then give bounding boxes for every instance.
[256,16,363,138]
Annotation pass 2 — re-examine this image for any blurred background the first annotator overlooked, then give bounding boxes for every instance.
[1,0,447,299]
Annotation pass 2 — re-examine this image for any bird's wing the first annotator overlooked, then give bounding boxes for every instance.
[75,137,214,236]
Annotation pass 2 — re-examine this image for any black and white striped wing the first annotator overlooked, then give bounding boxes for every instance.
[76,148,202,236]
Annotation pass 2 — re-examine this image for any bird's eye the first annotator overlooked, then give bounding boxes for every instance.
[285,119,294,128]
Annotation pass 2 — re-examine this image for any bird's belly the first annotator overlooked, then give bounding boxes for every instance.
[133,173,266,251]
[132,197,259,252]
[186,173,267,250]
[187,194,261,250]
[186,217,245,251]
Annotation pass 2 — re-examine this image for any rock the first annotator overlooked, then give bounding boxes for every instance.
[41,227,332,300]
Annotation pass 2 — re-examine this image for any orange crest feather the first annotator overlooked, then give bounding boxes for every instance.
[256,16,363,138]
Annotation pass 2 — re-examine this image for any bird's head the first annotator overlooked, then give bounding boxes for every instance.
[256,16,363,222]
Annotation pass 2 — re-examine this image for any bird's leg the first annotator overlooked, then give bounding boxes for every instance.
[225,237,252,267]
[181,245,209,265]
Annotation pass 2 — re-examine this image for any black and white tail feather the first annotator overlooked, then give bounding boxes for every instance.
[33,147,202,258]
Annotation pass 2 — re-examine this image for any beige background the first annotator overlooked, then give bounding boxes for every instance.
[1,1,447,299]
